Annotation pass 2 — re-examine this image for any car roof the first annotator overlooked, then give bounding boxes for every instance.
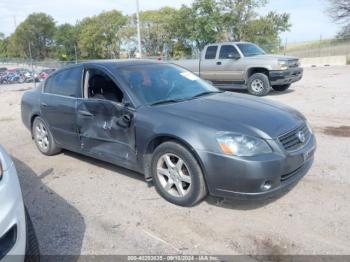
[206,41,253,46]
[51,59,163,74]
[77,59,162,69]
[48,59,165,79]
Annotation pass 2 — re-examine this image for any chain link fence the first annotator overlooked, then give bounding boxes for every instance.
[1,37,350,69]
[282,37,350,60]
[0,57,84,70]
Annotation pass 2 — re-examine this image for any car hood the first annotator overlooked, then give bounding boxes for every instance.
[251,54,298,61]
[153,92,305,139]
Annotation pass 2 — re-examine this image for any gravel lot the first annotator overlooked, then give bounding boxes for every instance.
[0,66,349,256]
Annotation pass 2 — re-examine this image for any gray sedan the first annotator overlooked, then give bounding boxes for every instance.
[21,60,316,206]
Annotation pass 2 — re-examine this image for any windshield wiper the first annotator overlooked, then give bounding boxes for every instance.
[151,91,222,106]
[150,98,186,106]
[190,91,223,99]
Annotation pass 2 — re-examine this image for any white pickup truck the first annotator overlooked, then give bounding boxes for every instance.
[172,42,303,96]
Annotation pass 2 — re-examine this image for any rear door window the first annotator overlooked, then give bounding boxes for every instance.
[45,67,82,98]
[205,46,218,59]
[219,45,240,59]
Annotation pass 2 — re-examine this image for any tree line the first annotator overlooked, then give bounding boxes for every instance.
[0,0,292,61]
[328,0,350,39]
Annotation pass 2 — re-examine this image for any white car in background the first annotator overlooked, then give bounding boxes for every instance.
[0,145,39,262]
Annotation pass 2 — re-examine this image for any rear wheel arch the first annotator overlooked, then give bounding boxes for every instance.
[143,135,207,183]
[30,114,40,137]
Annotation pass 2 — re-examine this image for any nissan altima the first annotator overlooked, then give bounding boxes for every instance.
[21,60,316,206]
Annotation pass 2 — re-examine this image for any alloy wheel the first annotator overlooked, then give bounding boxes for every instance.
[35,121,49,152]
[156,153,192,198]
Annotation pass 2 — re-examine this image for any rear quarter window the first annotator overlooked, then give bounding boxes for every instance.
[205,46,218,59]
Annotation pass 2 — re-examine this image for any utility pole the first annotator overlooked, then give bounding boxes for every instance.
[136,0,142,58]
[13,16,17,29]
[319,34,322,57]
[284,37,288,55]
[74,45,78,64]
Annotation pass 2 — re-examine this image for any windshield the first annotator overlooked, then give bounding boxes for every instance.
[117,64,219,105]
[237,43,265,57]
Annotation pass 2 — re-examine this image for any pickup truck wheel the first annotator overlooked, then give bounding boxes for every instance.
[247,73,271,96]
[272,84,291,92]
[32,117,61,156]
[151,141,207,207]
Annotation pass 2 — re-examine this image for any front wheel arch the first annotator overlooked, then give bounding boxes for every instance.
[245,67,270,83]
[143,135,207,185]
[150,141,208,206]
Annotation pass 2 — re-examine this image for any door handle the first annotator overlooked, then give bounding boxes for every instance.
[78,110,93,117]
[117,114,132,128]
[41,102,48,107]
[216,61,222,65]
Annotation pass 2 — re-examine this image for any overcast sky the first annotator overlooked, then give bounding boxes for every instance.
[0,0,340,43]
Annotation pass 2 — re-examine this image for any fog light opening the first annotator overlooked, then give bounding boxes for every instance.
[261,181,272,191]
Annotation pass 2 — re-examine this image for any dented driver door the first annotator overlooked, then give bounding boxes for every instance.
[76,99,137,168]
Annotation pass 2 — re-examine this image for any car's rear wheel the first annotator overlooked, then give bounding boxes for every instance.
[32,117,61,156]
[151,141,207,206]
[25,207,40,262]
[247,73,271,96]
[272,84,291,92]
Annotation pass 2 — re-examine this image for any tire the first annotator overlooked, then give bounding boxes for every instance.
[151,141,207,207]
[32,117,61,156]
[25,207,40,262]
[272,84,291,92]
[247,73,271,96]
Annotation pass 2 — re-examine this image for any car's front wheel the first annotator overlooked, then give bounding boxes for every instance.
[272,84,291,92]
[151,142,207,207]
[32,117,61,156]
[247,73,271,96]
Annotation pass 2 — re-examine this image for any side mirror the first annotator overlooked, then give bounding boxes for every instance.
[228,53,240,60]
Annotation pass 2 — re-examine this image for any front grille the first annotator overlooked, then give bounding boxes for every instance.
[288,59,300,68]
[0,225,17,260]
[279,125,310,151]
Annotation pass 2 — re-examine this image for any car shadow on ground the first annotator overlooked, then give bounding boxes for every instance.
[267,89,296,96]
[13,158,86,261]
[62,150,145,182]
[230,89,295,96]
[63,150,296,211]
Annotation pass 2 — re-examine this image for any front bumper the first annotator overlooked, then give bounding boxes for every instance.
[198,134,316,200]
[269,68,303,86]
[0,161,26,262]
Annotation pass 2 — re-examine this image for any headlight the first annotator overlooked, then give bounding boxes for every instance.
[0,160,3,181]
[306,121,313,134]
[278,60,289,70]
[216,133,272,157]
